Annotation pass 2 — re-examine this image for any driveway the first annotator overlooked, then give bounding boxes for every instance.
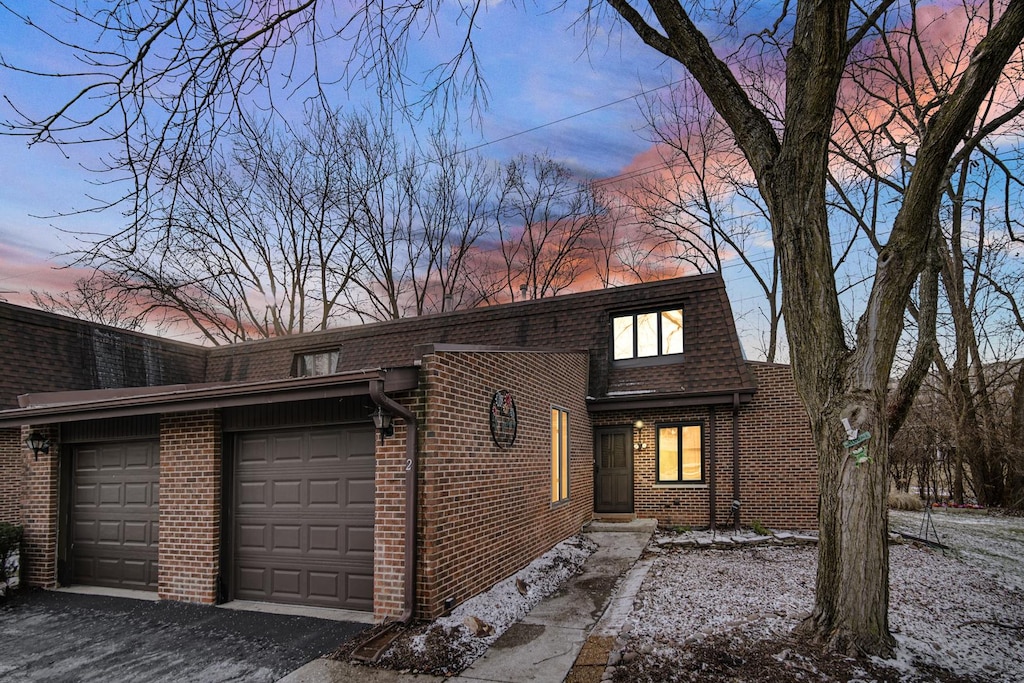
[0,590,368,682]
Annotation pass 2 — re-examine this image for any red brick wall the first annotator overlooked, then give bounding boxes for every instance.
[0,428,21,524]
[414,349,592,619]
[158,411,221,603]
[591,363,817,530]
[738,363,817,529]
[373,391,422,621]
[20,424,59,587]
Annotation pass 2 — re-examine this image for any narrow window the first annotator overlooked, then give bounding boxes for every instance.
[611,308,684,361]
[295,350,340,377]
[656,423,704,484]
[551,407,570,503]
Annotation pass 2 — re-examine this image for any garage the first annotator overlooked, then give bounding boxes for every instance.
[232,426,376,611]
[70,441,160,591]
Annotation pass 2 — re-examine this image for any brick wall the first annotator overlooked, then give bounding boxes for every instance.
[0,428,21,524]
[591,363,817,530]
[373,391,422,620]
[19,424,59,587]
[414,349,592,619]
[158,411,221,603]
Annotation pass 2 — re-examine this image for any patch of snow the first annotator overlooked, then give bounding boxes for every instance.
[625,512,1024,682]
[385,534,596,671]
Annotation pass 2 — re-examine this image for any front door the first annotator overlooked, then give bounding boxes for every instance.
[594,427,633,513]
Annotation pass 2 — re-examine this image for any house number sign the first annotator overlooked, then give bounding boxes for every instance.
[489,389,518,449]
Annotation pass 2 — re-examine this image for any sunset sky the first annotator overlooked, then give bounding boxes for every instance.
[0,3,689,295]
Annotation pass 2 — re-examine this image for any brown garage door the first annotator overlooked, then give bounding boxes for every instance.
[71,441,160,591]
[233,426,375,611]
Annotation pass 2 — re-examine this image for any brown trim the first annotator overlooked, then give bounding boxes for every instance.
[708,405,717,531]
[587,388,756,413]
[732,392,741,531]
[0,368,420,428]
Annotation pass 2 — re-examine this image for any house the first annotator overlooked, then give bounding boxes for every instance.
[0,273,817,622]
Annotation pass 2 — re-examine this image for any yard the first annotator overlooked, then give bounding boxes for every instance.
[609,509,1024,682]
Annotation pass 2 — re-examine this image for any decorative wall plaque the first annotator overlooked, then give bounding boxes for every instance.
[489,389,518,449]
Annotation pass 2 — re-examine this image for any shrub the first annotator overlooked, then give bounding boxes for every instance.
[888,491,924,511]
[0,522,23,596]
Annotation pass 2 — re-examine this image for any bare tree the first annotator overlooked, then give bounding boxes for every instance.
[31,273,150,331]
[494,153,600,301]
[631,81,783,360]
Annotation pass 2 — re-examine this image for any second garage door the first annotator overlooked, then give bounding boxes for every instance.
[233,426,375,611]
[71,441,160,591]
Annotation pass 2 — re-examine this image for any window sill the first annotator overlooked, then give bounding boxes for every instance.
[653,483,708,490]
[550,499,570,510]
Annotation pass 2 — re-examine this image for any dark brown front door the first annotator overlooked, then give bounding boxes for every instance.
[233,426,375,611]
[70,441,160,591]
[594,427,633,513]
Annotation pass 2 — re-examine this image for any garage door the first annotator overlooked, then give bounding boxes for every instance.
[233,426,375,611]
[71,441,160,590]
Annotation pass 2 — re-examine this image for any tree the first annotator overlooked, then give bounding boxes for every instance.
[31,273,150,332]
[595,1,1024,656]
[494,153,600,301]
[4,0,1024,657]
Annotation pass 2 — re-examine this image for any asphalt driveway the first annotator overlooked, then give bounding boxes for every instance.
[0,590,368,682]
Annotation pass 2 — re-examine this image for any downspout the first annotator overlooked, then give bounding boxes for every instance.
[369,378,418,623]
[732,392,741,532]
[708,406,717,532]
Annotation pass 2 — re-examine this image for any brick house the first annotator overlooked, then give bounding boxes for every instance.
[0,273,817,621]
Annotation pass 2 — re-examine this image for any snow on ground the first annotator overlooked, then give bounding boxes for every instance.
[376,534,596,674]
[624,511,1024,682]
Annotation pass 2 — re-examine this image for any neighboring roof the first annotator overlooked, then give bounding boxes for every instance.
[0,302,207,409]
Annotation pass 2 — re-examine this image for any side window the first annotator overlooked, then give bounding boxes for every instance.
[295,350,340,377]
[612,309,683,361]
[551,407,569,503]
[657,423,704,484]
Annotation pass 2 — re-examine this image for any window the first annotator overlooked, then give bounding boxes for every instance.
[551,407,569,503]
[612,308,683,361]
[657,423,704,484]
[295,350,340,377]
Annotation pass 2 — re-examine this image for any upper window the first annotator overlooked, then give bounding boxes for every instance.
[551,407,569,504]
[295,350,340,377]
[612,309,683,361]
[657,423,704,484]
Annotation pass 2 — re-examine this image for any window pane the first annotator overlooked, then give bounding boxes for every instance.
[298,351,339,377]
[661,309,683,355]
[560,411,569,499]
[613,316,634,360]
[636,313,658,357]
[682,426,702,481]
[658,426,679,481]
[551,409,560,502]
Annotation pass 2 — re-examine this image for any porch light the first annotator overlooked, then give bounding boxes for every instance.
[25,431,50,460]
[371,405,394,445]
[633,420,646,451]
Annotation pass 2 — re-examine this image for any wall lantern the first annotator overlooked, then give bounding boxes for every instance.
[371,406,394,445]
[633,420,646,451]
[25,431,51,460]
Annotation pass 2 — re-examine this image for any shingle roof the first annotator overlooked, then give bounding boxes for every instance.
[204,273,756,400]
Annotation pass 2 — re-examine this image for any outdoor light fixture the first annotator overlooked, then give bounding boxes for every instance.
[371,405,394,445]
[633,420,646,451]
[25,431,50,460]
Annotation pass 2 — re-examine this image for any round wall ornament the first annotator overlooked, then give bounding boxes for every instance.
[489,389,518,449]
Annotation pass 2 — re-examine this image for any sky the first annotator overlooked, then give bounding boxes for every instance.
[0,2,790,357]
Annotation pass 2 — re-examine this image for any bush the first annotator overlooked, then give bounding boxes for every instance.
[0,522,24,596]
[888,491,925,511]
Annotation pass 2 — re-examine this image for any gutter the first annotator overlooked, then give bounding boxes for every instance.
[369,378,418,623]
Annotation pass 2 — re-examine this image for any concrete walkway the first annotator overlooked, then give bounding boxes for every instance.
[281,519,655,683]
